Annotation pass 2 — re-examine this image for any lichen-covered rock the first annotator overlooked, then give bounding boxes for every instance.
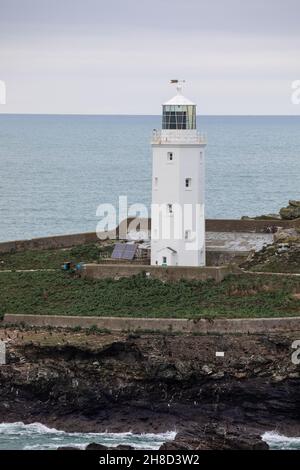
[280,200,300,220]
[241,214,281,221]
[274,228,300,243]
[241,200,300,221]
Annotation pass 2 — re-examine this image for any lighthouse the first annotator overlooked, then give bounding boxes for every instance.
[151,81,206,267]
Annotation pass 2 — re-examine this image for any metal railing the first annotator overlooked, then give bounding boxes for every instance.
[151,129,207,145]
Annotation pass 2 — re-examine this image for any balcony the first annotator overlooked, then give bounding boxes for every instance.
[151,129,207,145]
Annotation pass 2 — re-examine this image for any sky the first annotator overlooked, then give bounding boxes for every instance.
[1,0,300,115]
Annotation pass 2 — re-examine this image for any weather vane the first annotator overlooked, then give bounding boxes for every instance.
[170,79,185,94]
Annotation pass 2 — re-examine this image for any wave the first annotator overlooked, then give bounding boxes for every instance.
[262,431,300,450]
[0,422,176,450]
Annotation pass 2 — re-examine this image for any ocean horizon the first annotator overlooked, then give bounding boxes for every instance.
[1,114,299,242]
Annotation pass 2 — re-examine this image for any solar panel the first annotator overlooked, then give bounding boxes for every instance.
[122,244,138,260]
[111,243,125,260]
[111,243,137,260]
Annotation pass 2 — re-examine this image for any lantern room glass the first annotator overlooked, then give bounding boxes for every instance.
[162,105,196,130]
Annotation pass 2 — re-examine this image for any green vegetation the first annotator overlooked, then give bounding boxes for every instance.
[0,243,114,271]
[1,271,300,318]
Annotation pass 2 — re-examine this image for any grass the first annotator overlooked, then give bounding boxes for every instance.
[0,243,114,271]
[0,271,300,319]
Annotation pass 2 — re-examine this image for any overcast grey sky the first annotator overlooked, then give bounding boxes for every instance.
[1,0,300,114]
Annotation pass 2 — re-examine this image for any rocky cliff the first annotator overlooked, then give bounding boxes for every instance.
[0,327,300,449]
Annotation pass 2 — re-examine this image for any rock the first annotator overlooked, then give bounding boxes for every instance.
[211,371,225,379]
[241,231,300,273]
[115,445,135,450]
[234,372,247,379]
[2,327,300,451]
[289,372,299,378]
[255,214,281,220]
[280,201,300,220]
[201,365,213,375]
[274,228,300,243]
[272,375,286,383]
[86,442,110,450]
[59,442,135,451]
[160,424,269,450]
[57,446,81,450]
[241,214,281,221]
[242,200,300,221]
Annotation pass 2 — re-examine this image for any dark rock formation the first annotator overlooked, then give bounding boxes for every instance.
[160,424,268,450]
[85,443,111,450]
[1,327,300,449]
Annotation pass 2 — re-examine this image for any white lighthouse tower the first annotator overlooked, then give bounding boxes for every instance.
[151,81,206,267]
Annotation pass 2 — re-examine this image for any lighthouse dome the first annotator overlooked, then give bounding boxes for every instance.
[162,83,196,130]
[163,93,195,106]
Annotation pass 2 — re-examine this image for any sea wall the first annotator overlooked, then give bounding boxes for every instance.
[3,313,300,334]
[82,263,232,283]
[0,217,299,254]
[205,218,300,233]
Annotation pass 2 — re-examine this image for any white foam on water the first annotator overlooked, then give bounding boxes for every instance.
[0,422,65,435]
[23,442,87,450]
[0,422,176,450]
[262,431,300,450]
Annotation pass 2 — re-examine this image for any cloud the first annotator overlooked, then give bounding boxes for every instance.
[1,0,300,114]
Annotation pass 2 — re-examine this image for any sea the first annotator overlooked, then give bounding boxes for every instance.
[0,114,300,449]
[0,422,176,450]
[0,114,300,242]
[0,423,297,450]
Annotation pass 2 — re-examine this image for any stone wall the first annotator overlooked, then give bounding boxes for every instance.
[205,218,300,233]
[82,263,232,283]
[1,217,299,254]
[0,232,99,254]
[3,313,300,334]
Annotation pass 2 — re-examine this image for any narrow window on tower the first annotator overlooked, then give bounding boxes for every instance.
[167,152,173,162]
[154,177,158,188]
[168,204,173,214]
[185,178,192,189]
[185,230,191,240]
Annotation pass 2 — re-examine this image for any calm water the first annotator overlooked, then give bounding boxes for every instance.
[0,114,300,242]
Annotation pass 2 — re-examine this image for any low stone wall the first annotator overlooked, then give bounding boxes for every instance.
[1,217,299,254]
[205,218,300,233]
[0,232,99,254]
[82,263,232,283]
[3,313,300,334]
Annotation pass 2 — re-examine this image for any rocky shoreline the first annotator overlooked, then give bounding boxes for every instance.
[0,327,300,449]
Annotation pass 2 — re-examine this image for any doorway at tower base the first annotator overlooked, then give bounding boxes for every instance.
[155,246,178,266]
[151,243,205,267]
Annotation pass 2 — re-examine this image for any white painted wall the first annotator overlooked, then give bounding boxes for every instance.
[151,130,206,267]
